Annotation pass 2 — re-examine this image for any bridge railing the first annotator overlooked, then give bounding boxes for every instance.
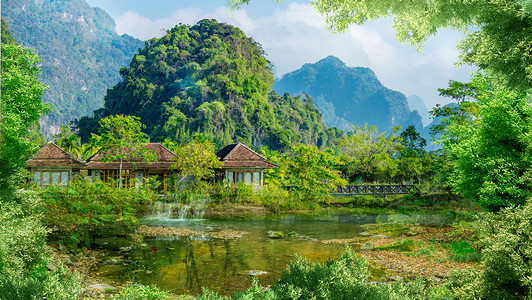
[284,185,420,195]
[331,184,420,196]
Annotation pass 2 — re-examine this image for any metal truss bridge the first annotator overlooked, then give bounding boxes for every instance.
[330,184,420,196]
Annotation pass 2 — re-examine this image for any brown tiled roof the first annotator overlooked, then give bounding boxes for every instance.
[26,142,85,168]
[216,143,278,169]
[85,143,176,170]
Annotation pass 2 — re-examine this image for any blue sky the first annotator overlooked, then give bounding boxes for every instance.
[85,0,474,115]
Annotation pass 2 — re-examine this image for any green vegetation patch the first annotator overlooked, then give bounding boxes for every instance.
[447,241,481,263]
[351,195,391,208]
[363,223,419,237]
[111,285,184,300]
[376,239,415,251]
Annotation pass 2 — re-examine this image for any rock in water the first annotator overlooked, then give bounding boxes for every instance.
[267,231,285,239]
[360,241,375,251]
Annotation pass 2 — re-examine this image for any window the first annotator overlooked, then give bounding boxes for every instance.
[32,170,71,187]
[33,171,41,184]
[53,172,60,185]
[236,172,244,183]
[42,172,50,186]
[227,171,262,186]
[61,171,69,186]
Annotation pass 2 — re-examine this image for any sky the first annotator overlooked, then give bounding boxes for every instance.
[85,0,475,115]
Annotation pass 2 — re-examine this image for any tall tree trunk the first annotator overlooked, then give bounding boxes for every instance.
[119,157,123,190]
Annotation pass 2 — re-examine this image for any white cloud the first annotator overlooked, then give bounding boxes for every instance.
[115,7,203,40]
[114,1,474,110]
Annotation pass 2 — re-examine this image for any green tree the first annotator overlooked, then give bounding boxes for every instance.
[399,125,426,157]
[339,124,402,182]
[445,75,532,211]
[90,115,156,190]
[395,125,426,183]
[0,42,80,298]
[53,124,82,158]
[1,43,49,174]
[430,80,479,138]
[287,145,347,199]
[164,135,223,184]
[259,146,288,186]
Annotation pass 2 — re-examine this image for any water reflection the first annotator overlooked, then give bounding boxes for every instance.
[93,208,459,296]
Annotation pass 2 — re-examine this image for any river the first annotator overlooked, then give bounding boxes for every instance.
[91,203,458,296]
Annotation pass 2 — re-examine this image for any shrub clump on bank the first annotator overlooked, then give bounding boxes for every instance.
[447,198,532,299]
[0,187,81,299]
[39,178,157,250]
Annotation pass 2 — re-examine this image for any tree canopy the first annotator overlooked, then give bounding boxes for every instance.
[339,124,402,182]
[90,115,156,189]
[164,135,223,184]
[53,125,82,159]
[0,43,49,172]
[286,145,347,198]
[443,75,532,211]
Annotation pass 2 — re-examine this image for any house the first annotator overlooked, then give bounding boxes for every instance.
[27,141,277,190]
[85,143,177,191]
[215,142,278,188]
[26,141,85,187]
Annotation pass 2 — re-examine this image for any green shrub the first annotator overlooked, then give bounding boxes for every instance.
[40,178,156,250]
[199,182,258,204]
[267,247,433,300]
[448,198,532,299]
[259,185,304,212]
[0,189,81,299]
[351,195,388,207]
[179,182,318,212]
[448,241,481,263]
[111,285,181,300]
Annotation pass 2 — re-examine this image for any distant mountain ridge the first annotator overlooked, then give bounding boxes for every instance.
[407,95,431,126]
[274,56,423,133]
[2,0,143,136]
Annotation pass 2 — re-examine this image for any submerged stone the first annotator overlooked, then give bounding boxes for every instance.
[376,239,414,251]
[247,270,268,276]
[267,231,285,239]
[361,242,375,251]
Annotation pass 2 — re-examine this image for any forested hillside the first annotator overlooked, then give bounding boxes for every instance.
[1,0,143,136]
[75,20,343,151]
[274,56,423,133]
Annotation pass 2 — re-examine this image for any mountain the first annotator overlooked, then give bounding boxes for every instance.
[74,20,343,152]
[274,56,423,133]
[1,0,144,136]
[407,95,431,126]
